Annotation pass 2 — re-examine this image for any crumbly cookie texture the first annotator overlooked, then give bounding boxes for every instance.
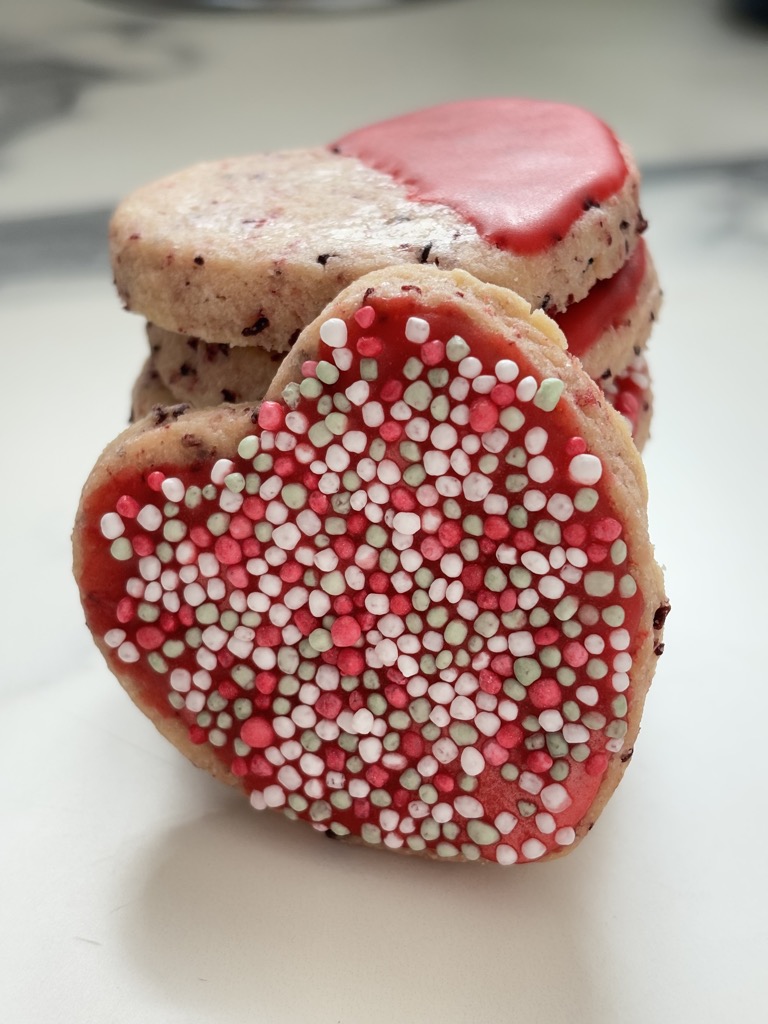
[76,266,666,864]
[110,144,643,354]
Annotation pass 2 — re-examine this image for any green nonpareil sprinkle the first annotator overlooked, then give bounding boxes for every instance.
[316,361,339,385]
[533,377,564,412]
[446,335,470,361]
[467,820,500,846]
[403,381,432,411]
[300,378,323,399]
[164,520,187,542]
[224,472,245,493]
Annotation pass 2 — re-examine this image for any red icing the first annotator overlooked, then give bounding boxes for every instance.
[79,292,647,863]
[553,240,648,358]
[333,99,628,254]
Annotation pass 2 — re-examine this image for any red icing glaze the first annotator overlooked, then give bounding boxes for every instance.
[79,293,646,864]
[333,99,628,254]
[553,240,647,358]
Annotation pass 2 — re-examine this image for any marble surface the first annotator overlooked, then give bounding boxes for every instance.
[2,1,768,1022]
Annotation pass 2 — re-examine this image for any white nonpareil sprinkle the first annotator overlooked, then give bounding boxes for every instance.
[461,747,485,776]
[454,796,484,818]
[541,784,572,813]
[345,380,369,406]
[100,512,124,539]
[521,838,546,860]
[405,316,430,343]
[496,845,518,865]
[569,453,603,485]
[516,376,537,401]
[104,629,125,648]
[137,505,162,531]
[161,477,185,503]
[495,359,519,382]
[319,317,348,348]
[210,459,235,485]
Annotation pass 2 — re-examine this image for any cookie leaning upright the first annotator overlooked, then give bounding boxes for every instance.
[75,264,667,864]
[111,99,660,443]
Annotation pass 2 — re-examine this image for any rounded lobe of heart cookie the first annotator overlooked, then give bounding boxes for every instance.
[333,98,628,254]
[75,267,665,864]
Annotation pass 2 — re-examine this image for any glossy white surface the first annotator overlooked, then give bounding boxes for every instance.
[2,1,767,1021]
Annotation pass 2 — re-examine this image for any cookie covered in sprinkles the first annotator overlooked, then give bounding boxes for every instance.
[74,266,666,863]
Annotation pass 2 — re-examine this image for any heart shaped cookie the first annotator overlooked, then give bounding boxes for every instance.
[74,266,666,863]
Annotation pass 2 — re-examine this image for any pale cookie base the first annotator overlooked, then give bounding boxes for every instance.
[80,265,667,863]
[110,146,644,353]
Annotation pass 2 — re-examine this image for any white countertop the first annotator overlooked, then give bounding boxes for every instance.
[2,1,767,1022]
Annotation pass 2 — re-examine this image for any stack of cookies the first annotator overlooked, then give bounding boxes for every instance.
[113,99,661,449]
[73,99,668,865]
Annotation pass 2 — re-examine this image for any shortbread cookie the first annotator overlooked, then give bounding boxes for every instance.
[110,99,646,355]
[75,266,667,864]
